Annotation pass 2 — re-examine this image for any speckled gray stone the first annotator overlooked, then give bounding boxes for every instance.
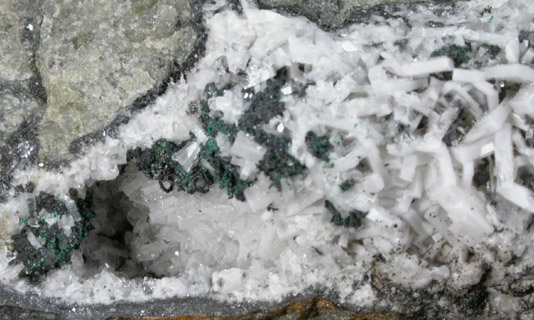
[0,0,45,144]
[0,0,37,82]
[0,0,45,202]
[36,0,200,162]
[256,0,443,30]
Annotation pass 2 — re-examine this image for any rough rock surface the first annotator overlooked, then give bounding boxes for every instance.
[0,0,46,202]
[0,0,205,202]
[107,298,393,320]
[0,298,393,320]
[256,0,423,30]
[0,0,37,82]
[36,0,200,162]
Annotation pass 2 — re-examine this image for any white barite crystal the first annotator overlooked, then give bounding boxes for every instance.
[509,83,534,115]
[280,85,292,95]
[210,89,246,125]
[244,174,277,212]
[26,231,43,249]
[58,215,75,237]
[451,136,495,165]
[521,47,534,64]
[2,0,534,315]
[230,132,265,161]
[172,141,201,172]
[442,82,484,118]
[462,105,510,143]
[472,81,499,110]
[230,132,266,179]
[482,64,534,83]
[452,69,486,83]
[383,56,455,77]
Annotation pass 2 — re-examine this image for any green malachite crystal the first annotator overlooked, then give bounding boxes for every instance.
[12,190,94,282]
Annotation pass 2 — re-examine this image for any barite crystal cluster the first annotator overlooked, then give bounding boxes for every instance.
[1,0,534,318]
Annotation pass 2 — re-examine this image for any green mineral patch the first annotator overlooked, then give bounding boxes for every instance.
[431,44,471,67]
[255,131,306,190]
[479,43,501,59]
[238,67,289,134]
[35,193,69,217]
[200,100,238,142]
[325,200,367,229]
[238,68,306,189]
[199,68,305,190]
[133,68,305,198]
[127,138,214,195]
[128,137,250,200]
[305,131,333,161]
[12,190,94,283]
[198,138,251,201]
[339,179,355,192]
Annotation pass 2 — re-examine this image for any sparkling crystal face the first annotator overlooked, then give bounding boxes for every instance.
[1,0,534,318]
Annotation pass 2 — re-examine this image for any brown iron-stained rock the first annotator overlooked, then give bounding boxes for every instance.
[106,298,394,320]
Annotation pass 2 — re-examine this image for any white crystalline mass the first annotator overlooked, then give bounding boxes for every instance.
[172,141,201,172]
[1,0,534,315]
[230,132,266,179]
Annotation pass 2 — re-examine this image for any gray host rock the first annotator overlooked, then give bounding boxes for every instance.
[36,0,201,163]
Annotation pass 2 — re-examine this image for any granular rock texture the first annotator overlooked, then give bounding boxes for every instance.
[0,0,46,202]
[256,0,421,30]
[0,0,38,82]
[36,0,200,162]
[106,298,394,320]
[0,0,45,144]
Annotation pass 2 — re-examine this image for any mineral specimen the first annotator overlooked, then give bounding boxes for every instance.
[1,0,534,319]
[12,190,94,282]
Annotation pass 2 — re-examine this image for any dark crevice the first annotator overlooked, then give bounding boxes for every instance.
[81,179,147,279]
[473,157,492,191]
[442,98,476,147]
[517,166,534,192]
[21,6,48,105]
[228,0,244,14]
